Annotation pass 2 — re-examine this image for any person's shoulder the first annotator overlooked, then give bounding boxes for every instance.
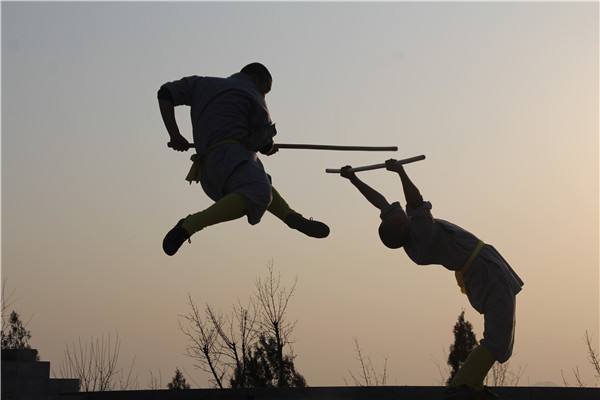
[407,200,433,218]
[228,72,252,82]
[227,73,258,91]
[190,75,233,93]
[407,200,432,212]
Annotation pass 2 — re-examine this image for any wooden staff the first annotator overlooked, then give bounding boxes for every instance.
[275,143,398,151]
[168,142,398,152]
[325,155,426,173]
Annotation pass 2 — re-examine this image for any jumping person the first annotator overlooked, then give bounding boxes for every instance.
[339,160,523,400]
[158,63,329,256]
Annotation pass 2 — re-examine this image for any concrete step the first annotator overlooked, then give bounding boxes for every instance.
[1,348,40,362]
[1,348,79,399]
[47,386,600,400]
[1,360,51,380]
[1,378,47,399]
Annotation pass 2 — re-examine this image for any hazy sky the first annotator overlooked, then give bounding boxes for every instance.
[2,1,598,389]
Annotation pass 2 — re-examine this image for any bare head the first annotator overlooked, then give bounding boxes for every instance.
[378,202,410,249]
[241,62,272,97]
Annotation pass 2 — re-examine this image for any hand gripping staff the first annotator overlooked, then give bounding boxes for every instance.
[325,155,426,173]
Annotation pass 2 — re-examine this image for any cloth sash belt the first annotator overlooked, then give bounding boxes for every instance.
[455,240,485,294]
[185,139,242,184]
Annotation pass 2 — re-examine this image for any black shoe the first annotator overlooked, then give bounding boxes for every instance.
[285,213,329,238]
[163,218,190,256]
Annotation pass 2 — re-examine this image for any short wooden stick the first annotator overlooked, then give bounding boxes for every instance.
[325,155,426,173]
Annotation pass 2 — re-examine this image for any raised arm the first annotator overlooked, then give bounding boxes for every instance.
[385,159,424,209]
[340,166,390,211]
[157,86,190,152]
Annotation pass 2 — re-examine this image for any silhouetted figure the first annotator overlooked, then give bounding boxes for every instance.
[340,159,523,400]
[158,63,329,255]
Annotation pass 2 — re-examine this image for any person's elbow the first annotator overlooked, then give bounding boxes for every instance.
[157,86,173,101]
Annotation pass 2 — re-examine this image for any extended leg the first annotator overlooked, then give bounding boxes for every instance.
[447,344,496,390]
[163,192,247,256]
[443,344,497,399]
[268,185,329,238]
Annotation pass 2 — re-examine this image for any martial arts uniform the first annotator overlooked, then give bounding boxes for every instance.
[403,200,523,364]
[159,72,275,225]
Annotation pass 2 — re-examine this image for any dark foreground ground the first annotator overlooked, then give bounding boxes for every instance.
[4,350,599,400]
[49,386,600,400]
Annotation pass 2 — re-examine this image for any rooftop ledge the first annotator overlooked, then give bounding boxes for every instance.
[50,385,600,400]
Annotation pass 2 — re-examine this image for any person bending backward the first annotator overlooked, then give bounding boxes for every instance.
[340,160,523,400]
[158,63,329,256]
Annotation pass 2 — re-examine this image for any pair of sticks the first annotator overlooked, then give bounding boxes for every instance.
[168,142,425,172]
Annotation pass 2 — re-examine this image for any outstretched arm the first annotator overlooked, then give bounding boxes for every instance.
[157,87,189,152]
[340,166,390,211]
[385,159,423,209]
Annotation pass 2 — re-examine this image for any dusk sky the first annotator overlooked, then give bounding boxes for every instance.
[2,1,598,388]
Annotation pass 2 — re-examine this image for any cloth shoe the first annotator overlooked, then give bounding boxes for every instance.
[285,213,329,238]
[163,218,191,256]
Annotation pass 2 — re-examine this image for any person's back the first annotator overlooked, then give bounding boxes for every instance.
[403,202,482,270]
[168,73,271,154]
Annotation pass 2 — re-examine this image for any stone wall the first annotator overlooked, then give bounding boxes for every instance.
[1,348,79,400]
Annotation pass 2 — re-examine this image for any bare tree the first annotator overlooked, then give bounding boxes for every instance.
[55,332,137,391]
[562,330,600,387]
[179,295,225,388]
[146,370,163,390]
[254,261,298,386]
[562,366,588,388]
[431,348,451,386]
[484,359,526,387]
[561,369,570,387]
[146,369,163,390]
[1,278,16,326]
[570,366,586,388]
[207,299,258,388]
[584,330,600,383]
[344,338,388,386]
[180,262,304,388]
[180,291,260,388]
